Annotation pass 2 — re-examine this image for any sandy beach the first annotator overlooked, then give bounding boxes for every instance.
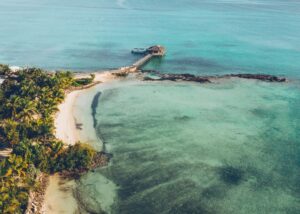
[42,71,116,214]
[55,71,115,145]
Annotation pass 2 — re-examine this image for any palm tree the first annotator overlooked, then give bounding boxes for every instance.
[16,100,37,124]
[5,96,21,118]
[6,155,28,179]
[2,119,20,146]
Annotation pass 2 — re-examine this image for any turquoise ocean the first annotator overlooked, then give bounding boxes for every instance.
[1,0,300,213]
[1,0,300,77]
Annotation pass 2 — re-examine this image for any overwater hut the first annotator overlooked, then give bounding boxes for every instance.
[147,45,166,56]
[131,45,166,56]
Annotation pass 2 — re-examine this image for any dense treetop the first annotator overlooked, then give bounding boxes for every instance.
[0,65,96,213]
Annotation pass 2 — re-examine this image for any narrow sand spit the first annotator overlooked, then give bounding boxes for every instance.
[42,71,115,214]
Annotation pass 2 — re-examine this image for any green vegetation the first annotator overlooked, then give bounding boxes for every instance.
[72,74,95,87]
[0,66,97,213]
[0,64,10,76]
[55,143,96,172]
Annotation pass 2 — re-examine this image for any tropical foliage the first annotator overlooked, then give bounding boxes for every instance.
[0,66,97,213]
[72,74,95,87]
[0,64,10,76]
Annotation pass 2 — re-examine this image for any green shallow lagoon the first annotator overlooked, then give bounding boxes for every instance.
[76,79,300,214]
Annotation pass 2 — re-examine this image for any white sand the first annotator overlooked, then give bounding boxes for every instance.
[54,90,80,145]
[55,71,115,145]
[42,175,78,214]
[42,71,116,214]
[72,87,103,150]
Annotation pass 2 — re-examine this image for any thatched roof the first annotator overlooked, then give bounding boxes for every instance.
[147,45,165,55]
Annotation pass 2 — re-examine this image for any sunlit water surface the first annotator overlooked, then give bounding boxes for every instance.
[0,0,300,77]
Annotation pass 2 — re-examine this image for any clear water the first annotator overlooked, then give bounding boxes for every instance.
[76,79,300,214]
[0,0,300,77]
[2,1,300,213]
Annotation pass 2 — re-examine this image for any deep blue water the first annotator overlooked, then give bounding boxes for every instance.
[0,0,300,77]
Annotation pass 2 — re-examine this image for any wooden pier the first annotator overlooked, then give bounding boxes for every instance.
[132,54,153,68]
[120,45,165,73]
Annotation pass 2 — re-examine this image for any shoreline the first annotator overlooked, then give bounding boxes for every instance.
[55,71,116,145]
[31,69,290,213]
[41,71,117,214]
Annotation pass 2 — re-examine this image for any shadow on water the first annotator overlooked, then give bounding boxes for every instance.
[91,92,102,128]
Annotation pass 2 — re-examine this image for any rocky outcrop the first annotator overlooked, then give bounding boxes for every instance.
[142,70,287,83]
[143,72,211,83]
[91,152,112,169]
[225,74,286,82]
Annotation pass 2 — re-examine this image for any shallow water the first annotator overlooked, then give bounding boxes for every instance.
[2,0,299,213]
[0,0,300,77]
[76,79,300,213]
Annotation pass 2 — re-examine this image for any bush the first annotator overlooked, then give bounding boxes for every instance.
[72,74,95,87]
[0,64,10,75]
[55,143,96,172]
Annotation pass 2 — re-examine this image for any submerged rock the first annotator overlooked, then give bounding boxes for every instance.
[174,115,191,121]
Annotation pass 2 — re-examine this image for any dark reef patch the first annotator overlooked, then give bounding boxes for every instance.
[115,179,207,214]
[115,162,186,200]
[168,200,216,214]
[174,115,192,121]
[250,108,268,117]
[91,92,102,128]
[218,166,244,185]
